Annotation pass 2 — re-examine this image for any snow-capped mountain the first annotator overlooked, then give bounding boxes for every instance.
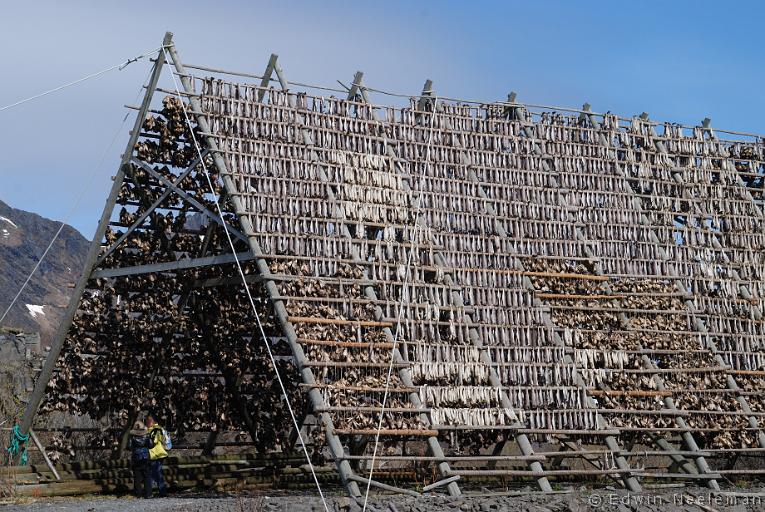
[0,198,88,347]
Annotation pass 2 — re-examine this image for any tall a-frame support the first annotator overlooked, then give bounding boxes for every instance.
[164,43,364,499]
[27,33,764,497]
[22,32,269,462]
[503,94,702,491]
[512,94,718,490]
[20,31,175,436]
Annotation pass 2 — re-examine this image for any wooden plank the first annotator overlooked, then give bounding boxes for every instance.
[303,361,408,368]
[588,390,672,397]
[537,293,624,300]
[287,316,394,327]
[347,474,420,497]
[333,429,439,437]
[298,383,418,393]
[448,468,631,477]
[523,271,608,281]
[634,472,722,480]
[423,475,461,492]
[29,429,60,481]
[298,339,395,349]
[315,406,427,413]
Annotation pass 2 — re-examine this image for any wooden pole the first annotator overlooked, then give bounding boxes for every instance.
[28,429,60,481]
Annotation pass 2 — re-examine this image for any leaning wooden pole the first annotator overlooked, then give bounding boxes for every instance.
[19,31,174,437]
[265,61,461,497]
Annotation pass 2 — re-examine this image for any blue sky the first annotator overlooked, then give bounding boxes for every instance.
[0,0,762,238]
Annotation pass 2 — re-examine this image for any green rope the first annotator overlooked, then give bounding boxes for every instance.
[6,425,29,465]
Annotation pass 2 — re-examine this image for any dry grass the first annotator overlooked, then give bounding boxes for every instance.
[0,361,25,501]
[0,466,18,499]
[0,362,26,423]
[235,492,265,512]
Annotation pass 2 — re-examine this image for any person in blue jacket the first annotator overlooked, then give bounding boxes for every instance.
[128,421,151,497]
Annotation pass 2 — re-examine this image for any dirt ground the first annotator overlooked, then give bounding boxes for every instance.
[2,486,765,512]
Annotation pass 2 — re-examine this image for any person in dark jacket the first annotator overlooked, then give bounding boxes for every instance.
[128,421,151,497]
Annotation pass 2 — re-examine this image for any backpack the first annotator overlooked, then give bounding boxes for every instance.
[162,428,172,450]
[130,434,150,462]
[148,427,168,460]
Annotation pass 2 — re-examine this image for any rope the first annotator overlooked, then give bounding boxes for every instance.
[6,425,29,466]
[0,64,155,330]
[362,100,439,511]
[162,47,330,512]
[0,46,162,113]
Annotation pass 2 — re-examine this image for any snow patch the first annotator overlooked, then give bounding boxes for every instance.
[2,228,8,238]
[26,304,45,318]
[0,216,18,229]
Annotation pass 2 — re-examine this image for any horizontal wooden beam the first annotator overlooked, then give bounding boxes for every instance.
[588,390,673,397]
[298,339,396,349]
[299,383,418,393]
[91,252,255,278]
[448,468,631,477]
[303,361,407,368]
[333,429,438,437]
[287,316,394,327]
[523,271,608,281]
[315,406,427,413]
[537,293,624,300]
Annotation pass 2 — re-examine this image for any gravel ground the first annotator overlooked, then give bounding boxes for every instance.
[2,487,764,512]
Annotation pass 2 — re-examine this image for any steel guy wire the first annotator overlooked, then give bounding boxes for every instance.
[162,47,330,512]
[0,46,162,113]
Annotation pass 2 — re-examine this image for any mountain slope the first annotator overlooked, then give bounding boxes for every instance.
[0,198,89,347]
